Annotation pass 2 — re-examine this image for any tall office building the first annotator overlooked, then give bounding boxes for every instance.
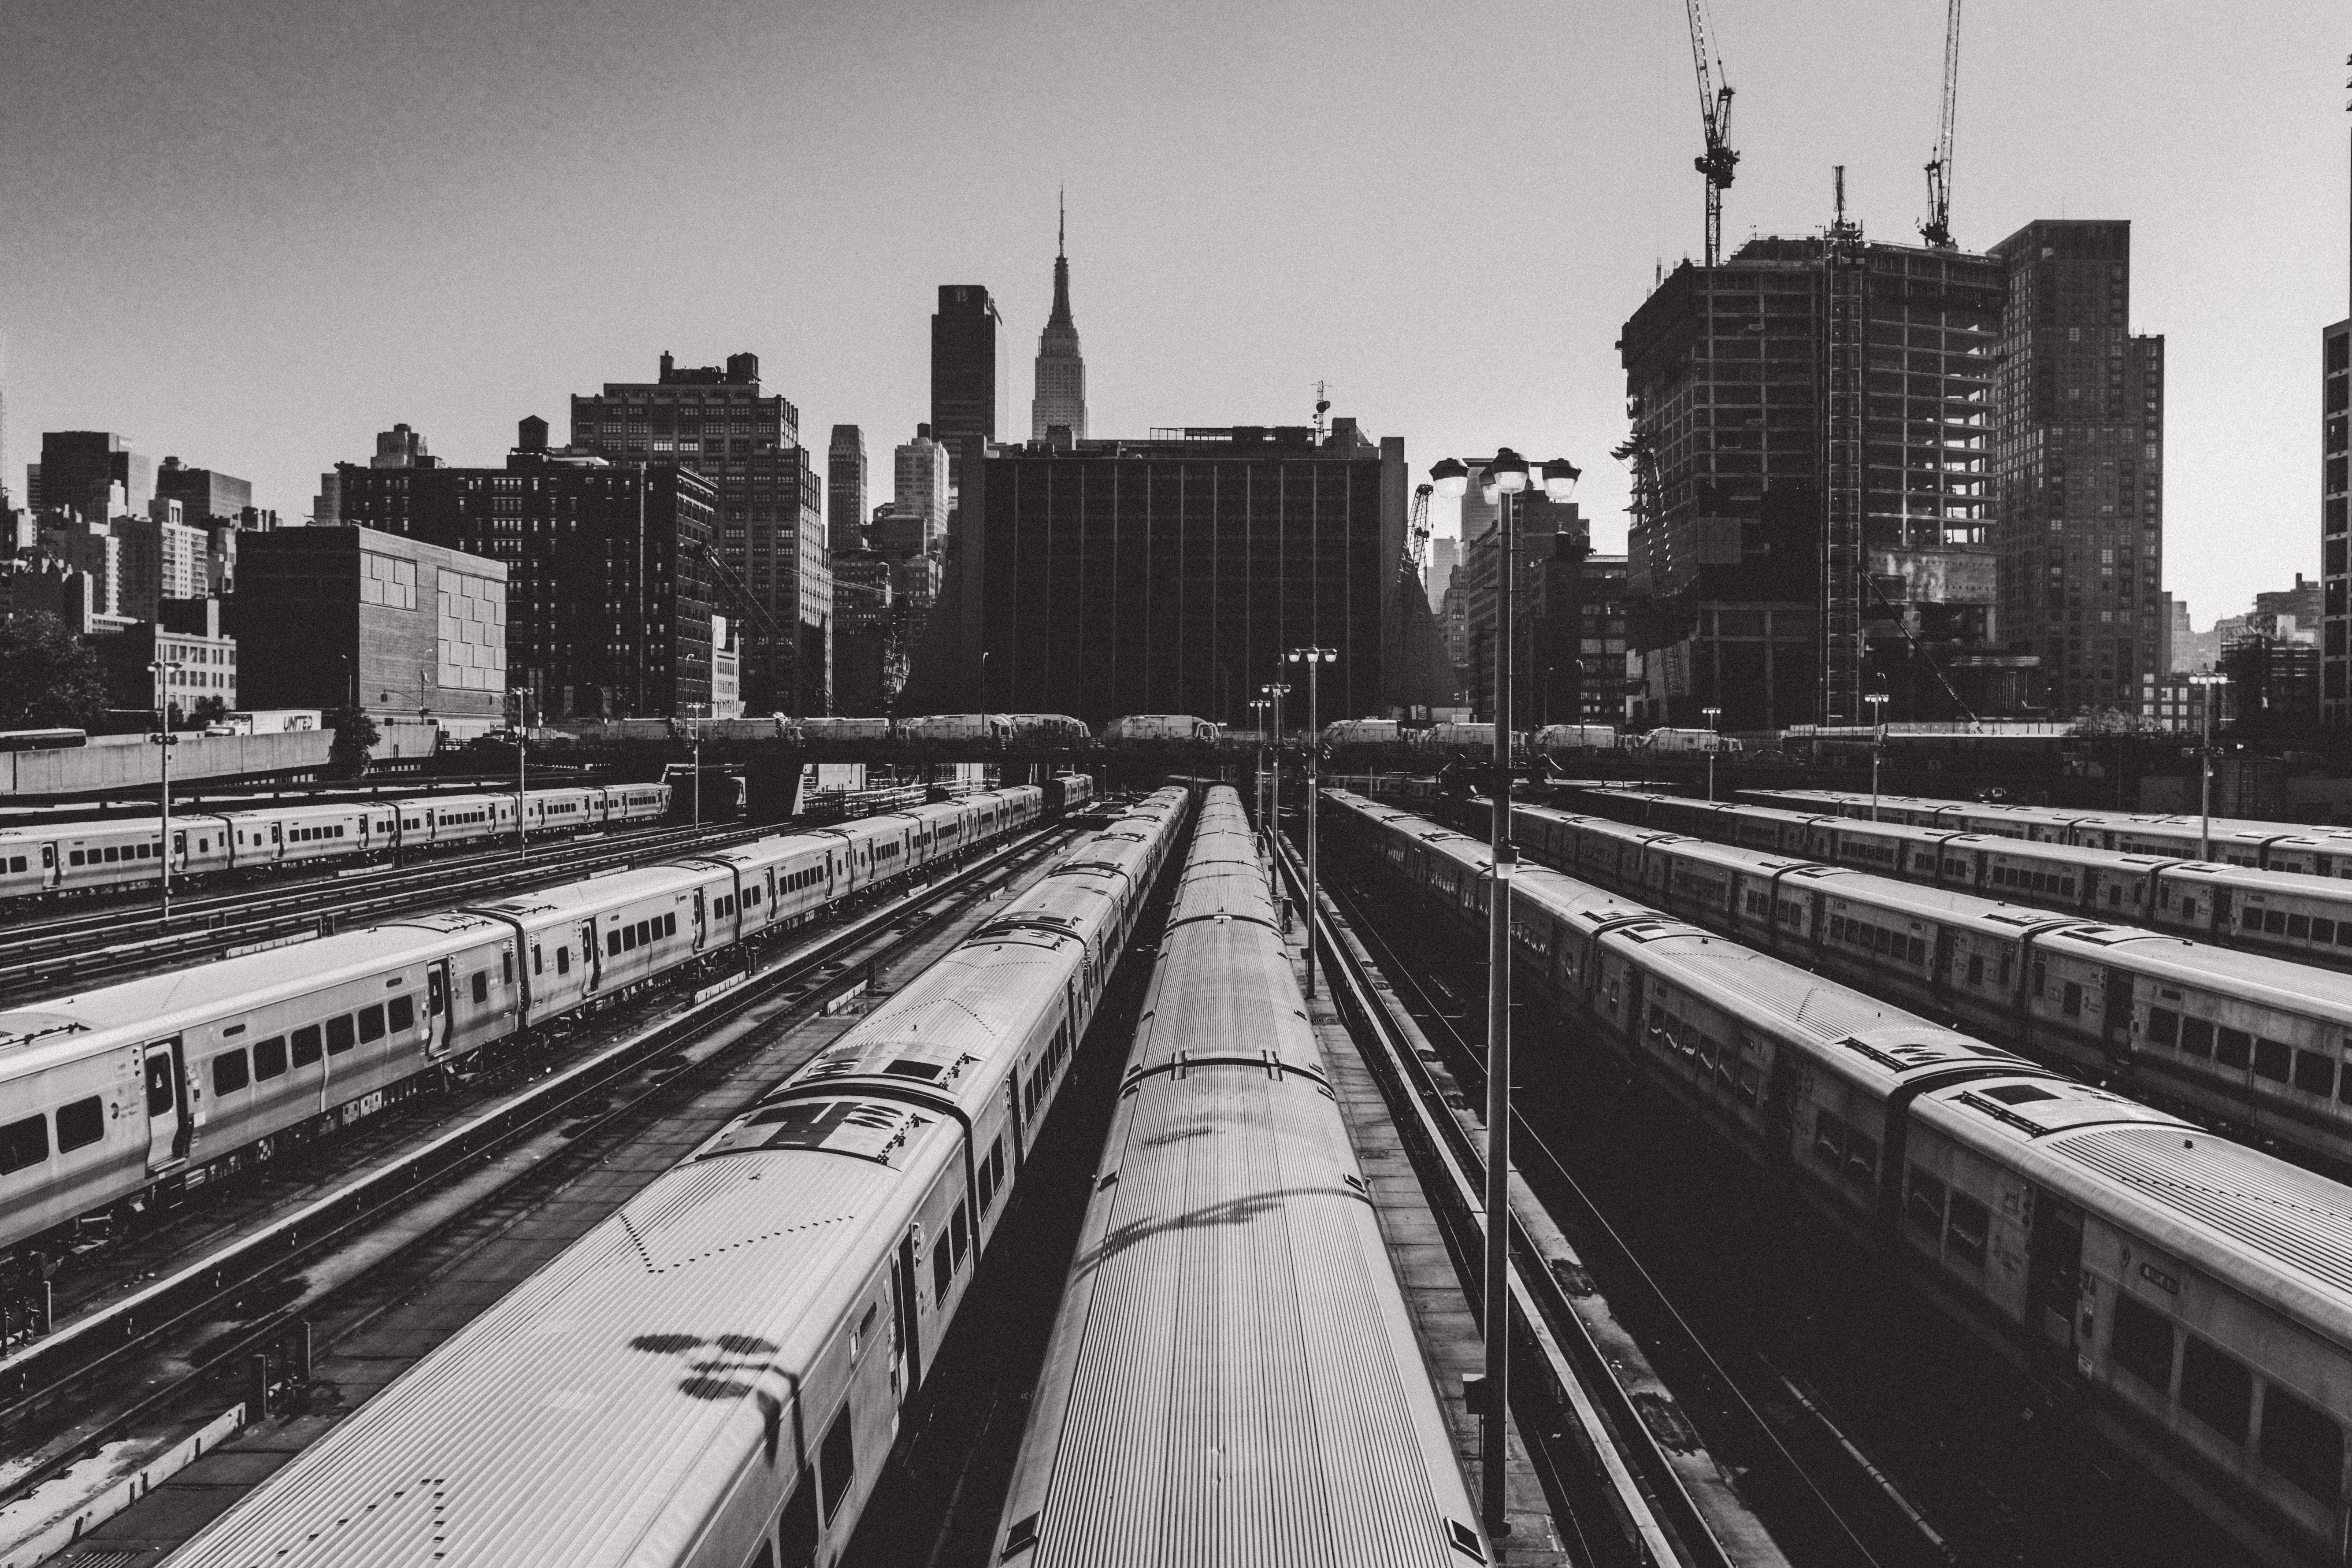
[2323,318,2350,723]
[827,424,867,552]
[570,352,830,714]
[931,285,1002,502]
[1030,201,1089,442]
[154,456,252,523]
[1426,536,1458,616]
[38,431,152,521]
[1618,234,2010,730]
[910,420,1410,725]
[1988,220,2166,718]
[879,426,950,560]
[323,423,712,721]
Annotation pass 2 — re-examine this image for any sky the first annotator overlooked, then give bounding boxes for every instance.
[1,0,2345,626]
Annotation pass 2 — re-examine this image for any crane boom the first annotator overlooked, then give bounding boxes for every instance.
[1920,0,1962,248]
[1685,0,1738,267]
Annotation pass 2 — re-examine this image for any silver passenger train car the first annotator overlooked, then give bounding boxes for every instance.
[1326,789,2352,1566]
[0,783,673,903]
[1503,794,2352,1173]
[1566,785,2352,975]
[156,789,1192,1568]
[0,788,1054,1276]
[993,787,1489,1567]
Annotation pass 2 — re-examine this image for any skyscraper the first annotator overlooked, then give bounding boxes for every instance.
[827,424,867,553]
[931,285,1002,502]
[2323,318,2349,723]
[1988,220,2166,718]
[570,352,830,714]
[38,431,152,521]
[1030,196,1088,442]
[880,426,950,560]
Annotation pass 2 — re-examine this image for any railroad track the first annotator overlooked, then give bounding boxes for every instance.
[0,819,774,1002]
[0,825,1072,1543]
[1292,831,1956,1568]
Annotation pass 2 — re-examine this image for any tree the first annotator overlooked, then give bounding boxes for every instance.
[0,612,111,730]
[327,706,379,777]
[185,694,228,730]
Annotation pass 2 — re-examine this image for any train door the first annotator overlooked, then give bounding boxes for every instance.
[1005,1079,1026,1175]
[425,962,453,1056]
[2103,967,2137,1060]
[2210,888,2232,938]
[890,1232,923,1402]
[691,889,709,952]
[143,1038,189,1168]
[170,828,189,871]
[580,919,604,993]
[2024,1187,2085,1362]
[269,820,284,861]
[1931,927,1957,1002]
[39,842,59,888]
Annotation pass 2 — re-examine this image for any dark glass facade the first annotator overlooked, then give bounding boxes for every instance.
[2323,319,2350,724]
[930,286,1001,497]
[956,426,1406,727]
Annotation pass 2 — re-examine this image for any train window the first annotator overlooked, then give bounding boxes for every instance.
[1844,1134,1877,1190]
[146,1053,175,1113]
[470,972,489,1005]
[2261,1385,2344,1501]
[2179,1016,2215,1058]
[2180,1336,2253,1443]
[2265,910,2289,936]
[664,913,678,937]
[2294,1051,2337,1097]
[292,1026,323,1067]
[531,946,542,976]
[2319,921,2339,945]
[56,1096,104,1153]
[2289,915,2312,940]
[1967,955,1985,987]
[933,1236,954,1305]
[2110,1292,2176,1391]
[556,947,571,976]
[2338,925,2352,947]
[607,930,622,956]
[7,856,21,872]
[950,1200,971,1271]
[213,1050,250,1094]
[2215,1028,2252,1070]
[502,952,514,985]
[1906,1169,1947,1237]
[0,1114,47,1174]
[357,1005,386,1043]
[1945,1193,1990,1267]
[2145,1008,2180,1047]
[326,1015,356,1054]
[2241,906,2263,929]
[2253,1038,2290,1081]
[68,850,84,866]
[2061,982,2082,1018]
[818,1404,855,1521]
[104,847,119,863]
[253,1037,287,1080]
[623,925,639,952]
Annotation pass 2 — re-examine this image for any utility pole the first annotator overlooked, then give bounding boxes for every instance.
[149,660,184,922]
[1285,647,1336,997]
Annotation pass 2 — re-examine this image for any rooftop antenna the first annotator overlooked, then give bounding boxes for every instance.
[1058,185,1065,259]
[1313,381,1331,442]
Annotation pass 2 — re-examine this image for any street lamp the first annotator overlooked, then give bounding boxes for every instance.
[148,660,184,923]
[1863,691,1890,821]
[1286,646,1337,998]
[1701,705,1723,801]
[2190,673,2229,860]
[1431,445,1579,1533]
[512,689,530,861]
[1260,682,1291,860]
[1249,697,1272,840]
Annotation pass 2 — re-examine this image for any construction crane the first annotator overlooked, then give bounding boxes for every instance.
[1684,0,1738,267]
[1919,0,1962,248]
[1406,482,1433,578]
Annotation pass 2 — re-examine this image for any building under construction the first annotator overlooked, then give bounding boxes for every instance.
[1618,227,2025,730]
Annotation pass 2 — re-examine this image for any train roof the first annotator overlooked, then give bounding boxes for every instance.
[468,861,718,924]
[167,1127,945,1568]
[0,917,500,1076]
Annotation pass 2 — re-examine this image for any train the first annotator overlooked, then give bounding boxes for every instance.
[1533,723,1620,752]
[1634,726,1740,753]
[1324,789,2352,1567]
[1102,713,1220,743]
[0,784,675,905]
[1559,785,2352,976]
[991,786,1489,1566]
[1743,786,2352,874]
[1321,718,1403,747]
[1447,786,2352,1181]
[153,788,1192,1568]
[0,786,1063,1280]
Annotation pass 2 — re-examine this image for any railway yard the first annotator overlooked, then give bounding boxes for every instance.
[2,768,2351,1565]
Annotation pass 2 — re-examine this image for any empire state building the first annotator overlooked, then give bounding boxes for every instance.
[1029,200,1087,441]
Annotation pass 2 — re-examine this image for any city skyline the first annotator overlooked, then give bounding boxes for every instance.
[2,0,2345,622]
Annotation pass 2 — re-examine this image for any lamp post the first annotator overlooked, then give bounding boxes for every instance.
[512,689,529,861]
[2190,673,2228,860]
[979,650,991,715]
[1286,646,1337,998]
[1863,691,1890,821]
[1249,697,1272,840]
[1431,446,1580,1533]
[1701,705,1723,801]
[1260,681,1290,860]
[148,660,184,923]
